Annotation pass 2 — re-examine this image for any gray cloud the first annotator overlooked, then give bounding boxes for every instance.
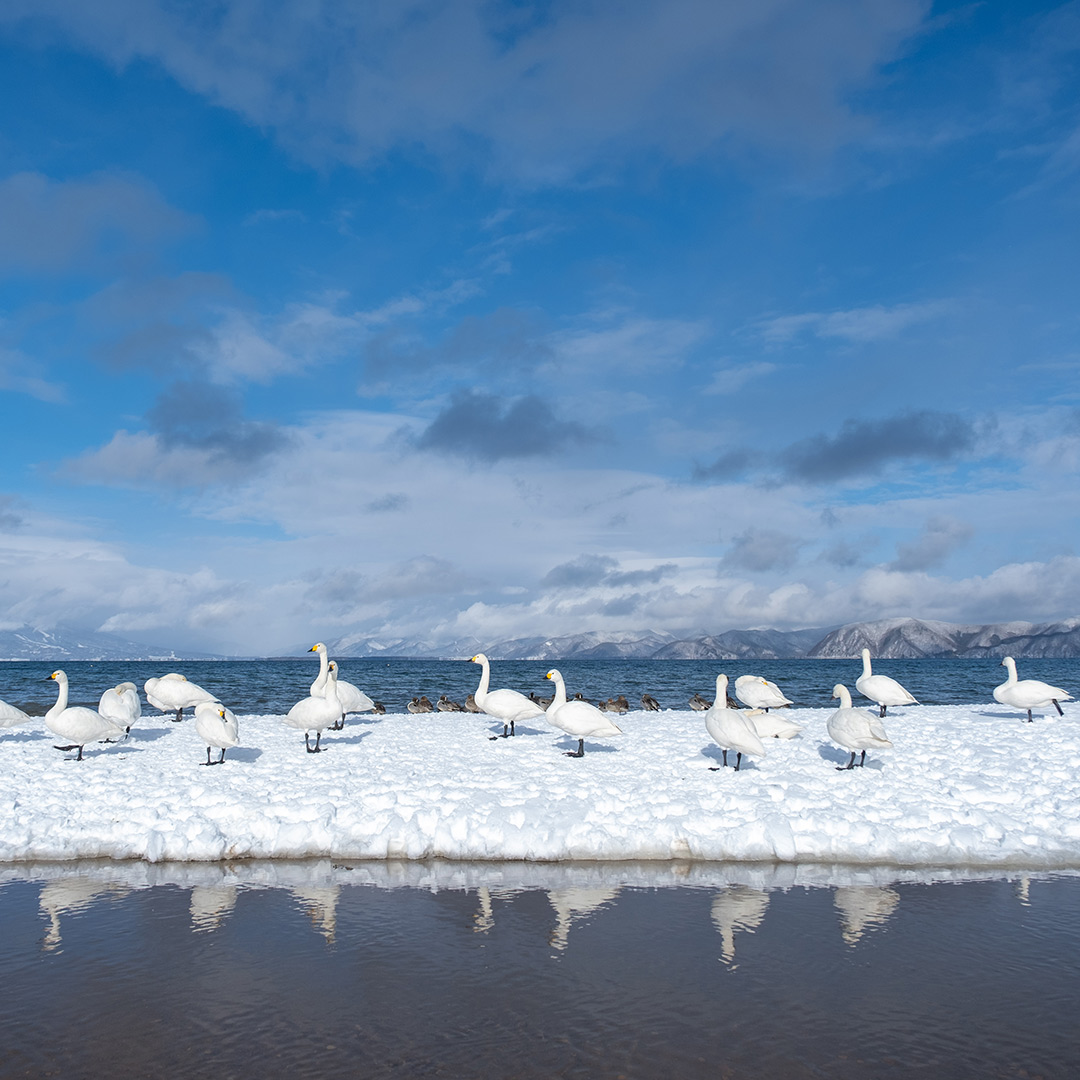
[415,389,598,462]
[0,1,930,181]
[0,172,192,274]
[692,449,763,482]
[543,555,619,589]
[146,380,291,465]
[889,516,974,572]
[0,496,23,531]
[366,493,410,513]
[780,410,976,483]
[720,528,803,573]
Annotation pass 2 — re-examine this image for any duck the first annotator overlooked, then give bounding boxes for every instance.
[855,649,918,717]
[464,694,481,713]
[734,675,793,712]
[827,683,893,770]
[993,656,1072,722]
[284,660,341,753]
[44,670,126,760]
[436,695,465,712]
[688,692,712,711]
[309,643,375,729]
[194,702,239,765]
[406,695,434,713]
[144,673,218,722]
[640,693,661,712]
[704,674,766,771]
[470,653,545,739]
[372,701,387,714]
[98,682,141,733]
[544,669,623,757]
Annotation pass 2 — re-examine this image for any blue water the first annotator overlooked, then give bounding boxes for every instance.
[4,656,1079,715]
[0,865,1077,1079]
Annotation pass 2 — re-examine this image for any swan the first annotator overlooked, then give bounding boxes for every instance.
[309,643,374,729]
[0,697,32,729]
[748,709,802,740]
[98,682,140,733]
[469,653,545,739]
[144,673,218,722]
[284,659,341,753]
[734,675,793,712]
[828,683,893,770]
[704,674,766,771]
[194,701,239,765]
[544,669,623,757]
[45,670,126,760]
[855,649,917,717]
[994,656,1072,722]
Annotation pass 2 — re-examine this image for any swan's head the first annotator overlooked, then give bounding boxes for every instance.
[310,642,325,653]
[831,683,846,699]
[48,670,63,682]
[328,660,338,673]
[861,648,871,660]
[1001,656,1015,668]
[470,653,487,665]
[545,669,561,683]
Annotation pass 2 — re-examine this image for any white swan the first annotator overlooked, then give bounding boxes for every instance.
[194,701,239,765]
[144,673,218,722]
[734,675,793,712]
[544,669,622,757]
[855,649,918,717]
[470,653,545,739]
[748,709,802,740]
[309,643,374,729]
[704,674,766,771]
[45,670,126,760]
[828,683,893,770]
[285,659,341,753]
[993,656,1072,722]
[0,697,32,729]
[98,682,140,732]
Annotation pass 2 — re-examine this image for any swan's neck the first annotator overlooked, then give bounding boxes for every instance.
[325,672,341,707]
[715,675,727,704]
[549,675,567,709]
[47,678,68,719]
[473,658,490,706]
[1003,659,1018,685]
[838,686,853,708]
[312,647,329,693]
[861,652,872,677]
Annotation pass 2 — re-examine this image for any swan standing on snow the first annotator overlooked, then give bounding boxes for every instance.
[994,656,1072,722]
[194,702,239,765]
[309,642,375,729]
[828,684,893,770]
[469,653,545,739]
[704,674,766,771]
[855,649,918,717]
[734,675,793,712]
[544,669,622,758]
[285,660,342,753]
[98,682,140,733]
[45,670,126,760]
[144,673,218,722]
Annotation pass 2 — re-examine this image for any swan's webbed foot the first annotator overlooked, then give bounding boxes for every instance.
[200,747,212,766]
[708,766,721,771]
[1053,699,1064,716]
[835,751,857,771]
[218,748,226,763]
[54,744,80,753]
[173,709,183,723]
[305,732,323,753]
[564,738,585,758]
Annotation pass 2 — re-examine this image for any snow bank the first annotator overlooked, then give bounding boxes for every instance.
[2,702,1079,867]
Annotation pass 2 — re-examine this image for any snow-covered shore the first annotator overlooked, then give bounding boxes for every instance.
[2,702,1079,867]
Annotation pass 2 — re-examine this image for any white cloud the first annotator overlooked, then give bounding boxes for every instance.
[755,300,952,344]
[0,346,65,402]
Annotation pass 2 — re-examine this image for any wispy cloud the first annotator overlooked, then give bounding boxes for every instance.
[755,300,952,345]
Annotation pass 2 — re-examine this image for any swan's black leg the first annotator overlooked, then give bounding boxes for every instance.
[880,704,887,718]
[722,749,728,768]
[174,707,183,723]
[1053,699,1064,716]
[564,738,585,758]
[1027,709,1034,723]
[219,748,226,763]
[305,731,323,753]
[202,746,212,766]
[76,745,84,761]
[509,720,515,737]
[837,751,857,771]
[734,752,742,772]
[859,750,866,767]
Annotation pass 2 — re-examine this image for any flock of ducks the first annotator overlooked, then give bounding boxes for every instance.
[0,646,1072,770]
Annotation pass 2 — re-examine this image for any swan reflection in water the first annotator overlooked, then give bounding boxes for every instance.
[472,886,520,934]
[833,885,900,946]
[39,878,131,952]
[710,887,769,967]
[290,886,340,944]
[190,885,239,933]
[548,887,620,952]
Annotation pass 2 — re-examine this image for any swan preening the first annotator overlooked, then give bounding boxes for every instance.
[194,702,239,765]
[994,656,1073,722]
[98,682,140,733]
[470,653,545,739]
[0,697,32,730]
[734,676,792,712]
[45,670,126,760]
[704,674,766,771]
[144,673,218,723]
[544,669,622,757]
[828,684,893,770]
[855,649,918,717]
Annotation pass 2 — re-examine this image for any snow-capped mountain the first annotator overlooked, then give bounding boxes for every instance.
[0,624,221,662]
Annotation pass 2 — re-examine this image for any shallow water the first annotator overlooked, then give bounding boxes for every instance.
[2,862,1078,1079]
[4,656,1079,715]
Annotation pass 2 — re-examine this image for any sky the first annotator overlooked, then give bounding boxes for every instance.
[1,0,1080,656]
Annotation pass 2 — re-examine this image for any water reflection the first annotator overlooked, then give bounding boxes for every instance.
[833,885,900,946]
[189,884,238,933]
[289,885,339,943]
[547,886,620,952]
[39,876,130,952]
[710,886,769,966]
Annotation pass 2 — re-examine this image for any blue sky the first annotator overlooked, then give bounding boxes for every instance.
[1,0,1079,655]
